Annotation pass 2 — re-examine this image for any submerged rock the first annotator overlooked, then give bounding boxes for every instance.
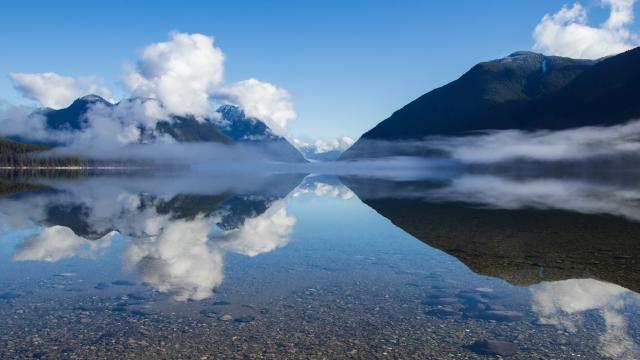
[0,291,23,300]
[234,315,255,323]
[200,310,219,318]
[94,282,110,290]
[423,297,458,306]
[476,310,524,322]
[218,314,233,321]
[111,280,136,286]
[425,307,460,317]
[466,340,518,356]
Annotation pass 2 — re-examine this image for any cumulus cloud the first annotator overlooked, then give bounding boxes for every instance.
[423,119,640,163]
[10,72,113,109]
[122,33,297,130]
[123,32,224,117]
[217,78,296,134]
[4,32,300,157]
[533,0,639,58]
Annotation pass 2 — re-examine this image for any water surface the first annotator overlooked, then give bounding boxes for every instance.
[0,170,639,359]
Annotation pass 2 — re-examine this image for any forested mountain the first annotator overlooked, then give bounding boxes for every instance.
[341,47,640,159]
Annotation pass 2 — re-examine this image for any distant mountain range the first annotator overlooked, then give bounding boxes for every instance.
[3,95,306,163]
[341,47,640,159]
[295,145,344,162]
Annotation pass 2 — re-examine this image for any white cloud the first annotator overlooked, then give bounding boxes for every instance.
[217,78,296,134]
[5,32,298,151]
[533,0,639,59]
[10,72,113,109]
[0,102,52,141]
[123,32,225,117]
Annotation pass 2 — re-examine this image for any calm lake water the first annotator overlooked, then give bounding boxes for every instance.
[0,169,639,359]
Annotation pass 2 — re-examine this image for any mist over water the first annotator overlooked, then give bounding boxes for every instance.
[344,119,640,165]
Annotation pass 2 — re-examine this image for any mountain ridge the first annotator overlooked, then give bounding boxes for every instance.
[3,96,306,163]
[341,47,640,159]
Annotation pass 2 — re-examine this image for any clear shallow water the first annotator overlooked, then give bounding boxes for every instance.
[0,171,639,359]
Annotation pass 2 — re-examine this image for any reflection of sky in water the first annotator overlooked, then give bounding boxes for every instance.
[531,279,640,359]
[0,172,639,357]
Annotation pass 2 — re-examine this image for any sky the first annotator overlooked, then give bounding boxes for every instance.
[0,0,638,143]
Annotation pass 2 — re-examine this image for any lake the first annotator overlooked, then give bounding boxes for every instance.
[0,168,639,359]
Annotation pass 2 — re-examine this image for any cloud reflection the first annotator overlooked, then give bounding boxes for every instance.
[3,174,303,300]
[123,214,224,301]
[13,225,115,262]
[293,176,355,200]
[217,200,295,257]
[426,175,640,222]
[531,279,640,359]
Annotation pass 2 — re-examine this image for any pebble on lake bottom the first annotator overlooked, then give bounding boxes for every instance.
[466,339,518,356]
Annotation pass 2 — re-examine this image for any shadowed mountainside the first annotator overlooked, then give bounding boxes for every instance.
[342,47,640,159]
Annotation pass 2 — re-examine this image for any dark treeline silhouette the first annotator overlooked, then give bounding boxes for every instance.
[0,137,86,168]
[0,137,157,169]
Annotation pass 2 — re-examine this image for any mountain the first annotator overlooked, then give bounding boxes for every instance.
[295,144,343,162]
[292,137,355,162]
[214,105,307,163]
[44,95,112,131]
[299,149,343,162]
[17,95,305,163]
[341,47,640,159]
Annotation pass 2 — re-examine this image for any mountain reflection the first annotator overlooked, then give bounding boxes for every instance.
[1,173,304,300]
[341,173,640,292]
[342,172,640,360]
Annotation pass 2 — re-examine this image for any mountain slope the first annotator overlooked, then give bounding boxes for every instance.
[11,96,305,163]
[42,96,232,144]
[213,105,307,163]
[342,47,640,159]
[44,95,112,131]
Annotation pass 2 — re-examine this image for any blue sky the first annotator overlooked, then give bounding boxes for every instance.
[0,0,635,141]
